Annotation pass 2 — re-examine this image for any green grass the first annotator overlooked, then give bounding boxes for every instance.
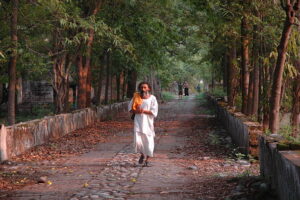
[196,92,205,100]
[161,91,176,101]
[210,87,226,97]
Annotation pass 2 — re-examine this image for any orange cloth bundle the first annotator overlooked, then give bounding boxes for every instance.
[132,92,143,111]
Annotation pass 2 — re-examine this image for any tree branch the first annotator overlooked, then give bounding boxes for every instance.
[281,0,287,9]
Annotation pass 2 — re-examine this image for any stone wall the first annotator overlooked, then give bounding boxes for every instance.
[0,101,129,161]
[207,95,262,157]
[259,136,300,200]
[207,94,300,199]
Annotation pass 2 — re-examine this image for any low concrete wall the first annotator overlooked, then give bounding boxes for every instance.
[260,136,300,200]
[207,95,262,157]
[206,95,300,199]
[0,102,129,161]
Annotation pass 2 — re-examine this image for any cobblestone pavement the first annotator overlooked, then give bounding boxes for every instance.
[2,95,260,200]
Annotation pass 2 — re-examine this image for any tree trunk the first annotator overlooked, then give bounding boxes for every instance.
[211,68,215,90]
[126,69,137,99]
[247,71,254,115]
[77,55,88,109]
[252,61,260,115]
[53,53,70,114]
[52,27,72,114]
[241,16,250,114]
[250,23,260,116]
[291,61,300,137]
[0,83,3,104]
[110,55,113,102]
[95,53,106,105]
[269,2,299,133]
[116,72,121,101]
[76,1,102,109]
[86,64,92,107]
[227,42,239,107]
[77,28,94,109]
[7,0,18,125]
[122,70,127,100]
[104,51,110,104]
[64,78,70,112]
[222,56,228,94]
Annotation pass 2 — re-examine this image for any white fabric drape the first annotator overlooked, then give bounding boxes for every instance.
[128,95,158,157]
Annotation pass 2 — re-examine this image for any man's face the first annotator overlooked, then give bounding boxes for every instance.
[140,84,150,93]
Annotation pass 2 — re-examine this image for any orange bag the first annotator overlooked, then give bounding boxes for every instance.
[132,92,143,111]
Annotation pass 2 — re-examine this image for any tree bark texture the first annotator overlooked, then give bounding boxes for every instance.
[52,27,72,114]
[269,1,300,133]
[116,73,121,101]
[222,56,228,94]
[292,60,300,137]
[241,16,250,114]
[77,1,102,109]
[247,71,254,115]
[126,69,137,99]
[95,53,105,105]
[53,53,70,114]
[122,71,127,100]
[77,55,88,109]
[8,0,18,125]
[251,24,260,116]
[104,51,110,104]
[110,56,113,102]
[86,65,92,107]
[227,43,239,107]
[0,83,3,104]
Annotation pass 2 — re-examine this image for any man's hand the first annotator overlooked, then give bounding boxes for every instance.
[135,108,153,115]
[134,106,142,114]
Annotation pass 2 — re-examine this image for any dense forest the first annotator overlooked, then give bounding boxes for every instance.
[0,0,299,139]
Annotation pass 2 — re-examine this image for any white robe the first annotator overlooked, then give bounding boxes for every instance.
[128,95,158,157]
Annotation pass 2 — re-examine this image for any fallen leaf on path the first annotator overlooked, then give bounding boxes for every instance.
[131,178,136,182]
[83,183,89,187]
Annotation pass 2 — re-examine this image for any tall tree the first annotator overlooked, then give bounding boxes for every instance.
[241,11,251,114]
[77,1,102,109]
[7,0,18,125]
[292,53,300,137]
[104,51,110,104]
[251,23,260,116]
[95,53,105,105]
[52,27,72,114]
[269,0,300,133]
[227,42,239,107]
[126,69,137,99]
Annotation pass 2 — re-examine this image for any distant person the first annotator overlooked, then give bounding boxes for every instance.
[178,82,183,99]
[196,84,201,93]
[128,82,158,166]
[184,81,189,96]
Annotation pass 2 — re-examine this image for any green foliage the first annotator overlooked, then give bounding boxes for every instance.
[31,104,54,117]
[279,125,295,141]
[211,87,226,97]
[235,152,246,160]
[161,91,175,101]
[208,132,221,145]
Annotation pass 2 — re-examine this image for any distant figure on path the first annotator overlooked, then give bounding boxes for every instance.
[184,81,189,96]
[178,82,183,99]
[128,82,158,166]
[196,84,201,93]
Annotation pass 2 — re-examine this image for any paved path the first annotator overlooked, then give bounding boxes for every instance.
[2,95,261,200]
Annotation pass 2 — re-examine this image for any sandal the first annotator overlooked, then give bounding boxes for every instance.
[138,155,144,164]
[143,160,151,167]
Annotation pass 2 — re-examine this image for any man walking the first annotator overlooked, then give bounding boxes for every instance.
[128,82,158,166]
